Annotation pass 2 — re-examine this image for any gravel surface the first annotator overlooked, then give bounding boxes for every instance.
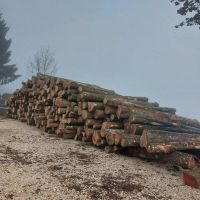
[0,117,200,200]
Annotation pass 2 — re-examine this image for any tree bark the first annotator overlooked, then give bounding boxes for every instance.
[88,102,104,112]
[100,122,123,137]
[94,109,106,119]
[92,130,102,146]
[104,105,117,114]
[81,110,94,120]
[79,92,107,102]
[121,135,141,147]
[78,85,115,95]
[104,146,122,153]
[104,129,125,146]
[85,119,102,126]
[104,96,158,108]
[140,130,200,153]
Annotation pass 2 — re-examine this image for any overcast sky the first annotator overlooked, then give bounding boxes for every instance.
[1,0,200,119]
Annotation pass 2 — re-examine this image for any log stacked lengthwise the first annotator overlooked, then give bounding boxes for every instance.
[7,74,200,170]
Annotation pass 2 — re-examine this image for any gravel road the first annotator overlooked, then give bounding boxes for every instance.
[0,118,199,200]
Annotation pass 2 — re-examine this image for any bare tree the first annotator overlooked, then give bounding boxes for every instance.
[28,48,57,76]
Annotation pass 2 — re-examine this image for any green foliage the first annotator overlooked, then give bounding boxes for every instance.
[0,12,20,85]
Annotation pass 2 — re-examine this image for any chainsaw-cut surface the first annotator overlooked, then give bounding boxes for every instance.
[0,118,199,200]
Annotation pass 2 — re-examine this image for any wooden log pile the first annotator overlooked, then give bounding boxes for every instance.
[7,74,200,171]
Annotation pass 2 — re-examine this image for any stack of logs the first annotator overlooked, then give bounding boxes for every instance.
[7,74,200,170]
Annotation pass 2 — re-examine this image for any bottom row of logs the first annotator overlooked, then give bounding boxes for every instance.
[48,124,200,171]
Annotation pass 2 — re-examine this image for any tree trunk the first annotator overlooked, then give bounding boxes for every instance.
[140,130,200,153]
[100,122,123,138]
[104,105,117,114]
[94,109,106,119]
[78,85,115,95]
[104,96,158,107]
[92,130,102,146]
[121,135,141,147]
[81,110,94,120]
[104,146,122,153]
[79,92,107,102]
[88,102,104,112]
[124,147,199,169]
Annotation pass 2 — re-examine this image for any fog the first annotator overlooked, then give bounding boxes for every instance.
[1,0,200,119]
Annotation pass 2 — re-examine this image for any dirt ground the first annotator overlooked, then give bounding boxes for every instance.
[0,117,199,200]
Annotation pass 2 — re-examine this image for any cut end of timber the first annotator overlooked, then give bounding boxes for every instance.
[103,97,108,105]
[183,171,200,189]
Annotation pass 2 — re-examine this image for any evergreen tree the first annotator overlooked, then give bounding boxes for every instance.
[0,12,20,85]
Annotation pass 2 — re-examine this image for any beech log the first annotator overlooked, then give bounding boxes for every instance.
[92,131,102,146]
[140,130,200,153]
[121,135,141,147]
[88,102,104,112]
[100,122,123,138]
[94,110,106,119]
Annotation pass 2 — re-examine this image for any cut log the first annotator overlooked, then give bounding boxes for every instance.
[183,169,200,188]
[85,128,94,139]
[47,122,59,128]
[170,115,200,129]
[104,129,125,146]
[129,108,171,123]
[81,110,94,120]
[79,92,107,102]
[93,123,102,129]
[67,89,78,95]
[160,151,199,169]
[110,114,119,122]
[63,125,82,130]
[140,130,200,154]
[78,85,115,95]
[85,119,102,126]
[129,124,200,135]
[61,118,83,125]
[94,109,106,119]
[104,105,117,115]
[129,109,200,129]
[92,131,102,146]
[121,135,141,147]
[124,148,199,169]
[60,129,77,134]
[117,105,176,117]
[54,98,68,108]
[100,122,123,138]
[88,102,104,112]
[104,146,122,153]
[57,108,67,114]
[63,132,76,139]
[68,94,78,101]
[104,96,158,108]
[81,102,88,109]
[128,116,176,126]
